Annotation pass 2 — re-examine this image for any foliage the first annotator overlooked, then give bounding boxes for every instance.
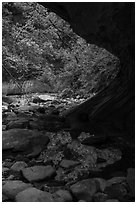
[2,2,119,96]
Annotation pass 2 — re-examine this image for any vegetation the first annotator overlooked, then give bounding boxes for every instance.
[2,2,119,97]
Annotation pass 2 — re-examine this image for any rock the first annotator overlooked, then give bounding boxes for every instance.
[4,111,16,117]
[4,114,18,122]
[2,180,31,199]
[37,107,45,113]
[2,125,6,131]
[2,105,8,112]
[104,183,128,201]
[60,88,73,98]
[126,168,135,197]
[105,199,119,202]
[2,129,49,156]
[93,192,108,202]
[11,161,27,172]
[2,96,15,104]
[2,129,35,150]
[6,118,29,129]
[21,165,56,182]
[70,179,97,201]
[33,94,56,103]
[60,159,80,168]
[2,167,9,173]
[106,176,126,187]
[18,105,38,112]
[93,178,106,192]
[2,194,9,201]
[7,175,15,180]
[53,189,73,202]
[109,171,126,178]
[3,161,13,168]
[15,187,54,202]
[29,120,44,130]
[33,96,46,103]
[79,200,86,202]
[39,94,56,101]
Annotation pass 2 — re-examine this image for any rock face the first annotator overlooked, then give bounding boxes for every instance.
[40,3,135,144]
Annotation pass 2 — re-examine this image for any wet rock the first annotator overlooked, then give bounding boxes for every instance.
[104,183,128,201]
[21,165,56,182]
[6,118,29,129]
[126,168,135,198]
[60,159,80,169]
[70,179,97,201]
[53,189,73,202]
[93,192,108,202]
[11,161,27,172]
[109,171,126,178]
[15,187,54,202]
[33,94,56,103]
[2,180,31,199]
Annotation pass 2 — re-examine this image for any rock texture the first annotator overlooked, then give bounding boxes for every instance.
[40,2,135,145]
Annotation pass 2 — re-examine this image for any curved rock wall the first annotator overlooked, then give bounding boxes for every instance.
[40,3,135,140]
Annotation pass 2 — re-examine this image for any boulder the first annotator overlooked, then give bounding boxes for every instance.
[53,189,73,202]
[70,179,98,201]
[60,159,80,168]
[15,187,54,202]
[21,165,56,182]
[2,180,31,199]
[2,129,49,156]
[10,161,27,172]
